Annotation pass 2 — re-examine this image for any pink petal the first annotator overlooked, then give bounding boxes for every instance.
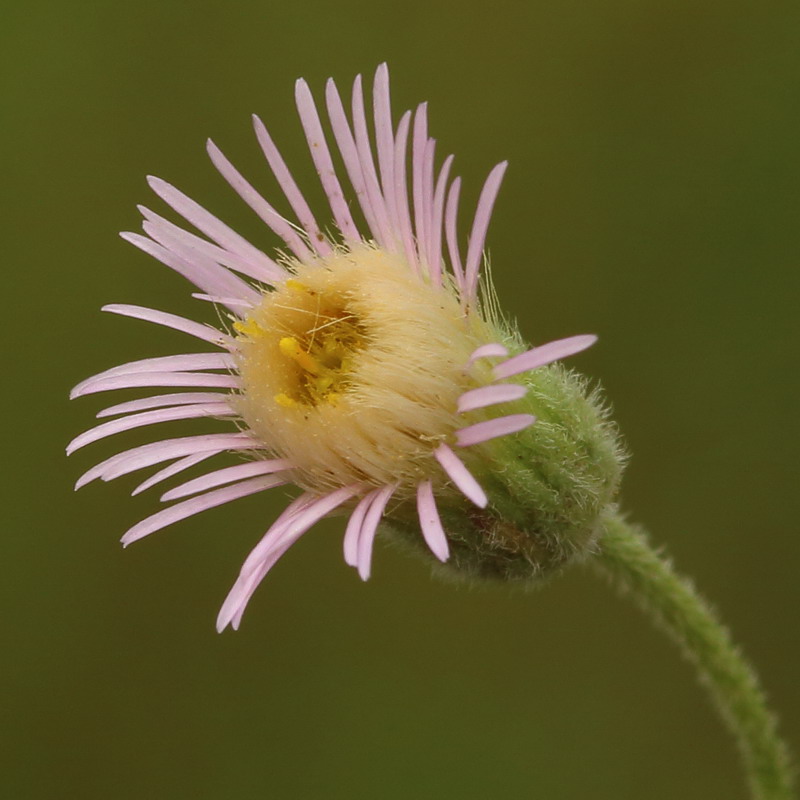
[132,452,215,496]
[141,223,262,305]
[239,485,361,579]
[356,484,395,581]
[67,402,234,455]
[445,177,465,290]
[427,154,454,286]
[325,78,382,243]
[411,103,429,258]
[139,205,274,283]
[137,226,260,311]
[216,495,313,632]
[125,229,259,312]
[121,475,277,547]
[455,414,536,447]
[97,392,227,419]
[146,176,285,283]
[464,162,508,302]
[493,334,598,379]
[75,433,254,489]
[421,138,436,274]
[433,443,488,508]
[206,138,315,262]
[392,110,418,272]
[252,115,332,257]
[295,79,359,242]
[457,383,527,413]
[351,74,393,247]
[191,293,252,309]
[71,371,238,398]
[372,63,400,240]
[160,459,293,501]
[466,343,508,367]
[74,353,233,399]
[416,480,450,562]
[343,491,375,567]
[101,304,231,348]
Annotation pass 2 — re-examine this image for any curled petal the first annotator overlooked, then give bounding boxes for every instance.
[433,444,487,509]
[416,480,449,562]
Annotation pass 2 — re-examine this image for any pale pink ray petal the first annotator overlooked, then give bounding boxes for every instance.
[75,433,254,489]
[229,497,340,631]
[466,342,508,367]
[229,546,289,631]
[325,78,382,242]
[138,205,273,284]
[457,383,527,413]
[206,139,315,262]
[216,495,313,632]
[239,485,361,579]
[161,459,293,501]
[392,110,418,272]
[89,351,234,377]
[98,392,227,419]
[140,221,260,299]
[294,79,360,242]
[416,480,450,562]
[372,63,400,239]
[67,402,234,455]
[421,138,436,276]
[494,334,598,380]
[146,176,285,282]
[433,443,488,508]
[412,103,429,261]
[132,452,215,496]
[427,153,454,286]
[343,490,377,567]
[121,475,278,547]
[464,161,508,302]
[101,304,231,348]
[71,371,238,398]
[135,225,261,309]
[356,484,395,581]
[455,414,536,448]
[252,114,332,256]
[122,231,255,313]
[351,74,393,247]
[191,293,253,309]
[74,353,234,398]
[445,177,465,290]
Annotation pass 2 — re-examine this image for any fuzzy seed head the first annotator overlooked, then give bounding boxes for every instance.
[233,244,498,496]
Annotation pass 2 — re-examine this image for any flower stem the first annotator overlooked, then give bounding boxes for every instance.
[595,511,795,800]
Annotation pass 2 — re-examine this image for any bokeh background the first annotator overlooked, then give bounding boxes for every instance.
[4,1,799,798]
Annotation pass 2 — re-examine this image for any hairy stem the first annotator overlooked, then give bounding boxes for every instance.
[595,511,795,800]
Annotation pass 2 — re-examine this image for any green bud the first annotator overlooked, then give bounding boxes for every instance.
[383,361,626,583]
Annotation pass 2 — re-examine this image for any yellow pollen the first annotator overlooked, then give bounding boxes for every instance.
[279,336,322,375]
[233,318,265,340]
[274,392,297,408]
[284,278,310,293]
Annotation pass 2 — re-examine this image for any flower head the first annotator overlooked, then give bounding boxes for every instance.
[70,65,623,631]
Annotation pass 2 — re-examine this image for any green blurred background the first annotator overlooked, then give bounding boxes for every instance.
[4,1,799,797]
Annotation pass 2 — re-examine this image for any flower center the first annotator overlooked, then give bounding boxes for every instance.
[240,278,366,408]
[231,244,496,494]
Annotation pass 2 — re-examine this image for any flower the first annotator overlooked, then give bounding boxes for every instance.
[70,64,621,631]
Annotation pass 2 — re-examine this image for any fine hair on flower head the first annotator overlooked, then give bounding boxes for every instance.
[69,63,622,632]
